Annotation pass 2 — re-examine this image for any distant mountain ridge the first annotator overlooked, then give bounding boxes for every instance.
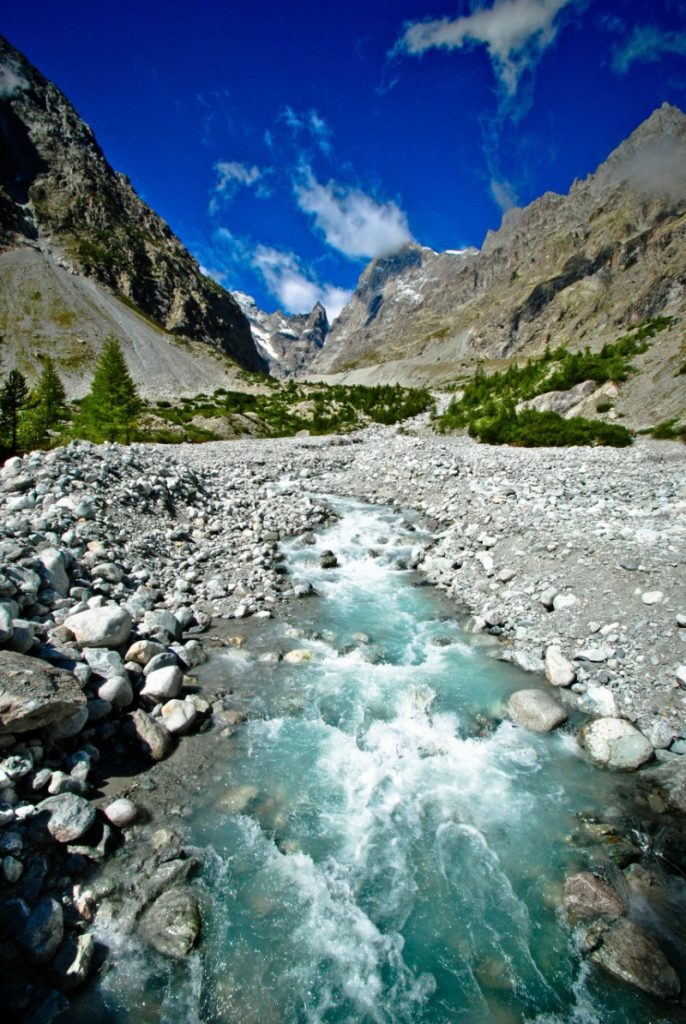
[311,104,686,417]
[234,292,329,377]
[0,34,266,394]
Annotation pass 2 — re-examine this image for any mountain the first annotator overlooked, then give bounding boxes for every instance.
[311,104,686,422]
[234,293,329,377]
[0,35,267,395]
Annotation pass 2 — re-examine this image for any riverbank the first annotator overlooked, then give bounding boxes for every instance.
[1,428,685,1020]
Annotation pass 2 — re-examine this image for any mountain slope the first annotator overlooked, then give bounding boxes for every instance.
[0,35,267,390]
[234,293,329,377]
[312,104,686,416]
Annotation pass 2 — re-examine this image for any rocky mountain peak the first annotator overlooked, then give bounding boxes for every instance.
[0,34,266,376]
[235,293,329,377]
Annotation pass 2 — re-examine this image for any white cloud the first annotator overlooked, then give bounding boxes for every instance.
[0,64,28,99]
[252,246,351,320]
[295,168,412,259]
[612,25,686,74]
[209,161,268,213]
[395,0,577,96]
[490,176,519,211]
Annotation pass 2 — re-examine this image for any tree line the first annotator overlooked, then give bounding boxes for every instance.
[0,335,141,459]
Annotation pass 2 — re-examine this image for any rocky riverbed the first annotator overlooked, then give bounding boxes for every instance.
[0,428,685,1020]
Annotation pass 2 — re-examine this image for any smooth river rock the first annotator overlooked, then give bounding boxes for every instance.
[140,665,183,703]
[130,709,172,761]
[0,650,86,734]
[507,689,568,732]
[64,606,132,649]
[578,717,654,770]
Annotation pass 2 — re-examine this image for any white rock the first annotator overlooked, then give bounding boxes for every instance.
[578,718,653,770]
[140,666,183,703]
[507,689,567,732]
[675,666,686,688]
[103,797,138,827]
[545,646,576,687]
[283,649,313,664]
[575,645,612,663]
[160,698,198,735]
[641,591,664,605]
[97,676,133,708]
[553,593,577,611]
[64,607,132,649]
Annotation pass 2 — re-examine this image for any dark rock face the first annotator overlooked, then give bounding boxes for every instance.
[585,918,680,1001]
[0,35,266,374]
[0,649,86,733]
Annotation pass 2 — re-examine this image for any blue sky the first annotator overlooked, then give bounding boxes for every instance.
[4,1,686,319]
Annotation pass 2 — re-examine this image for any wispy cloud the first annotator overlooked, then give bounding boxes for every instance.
[490,176,520,212]
[252,245,351,320]
[394,0,578,99]
[295,168,412,259]
[279,106,333,154]
[612,24,686,74]
[209,160,270,213]
[0,63,28,99]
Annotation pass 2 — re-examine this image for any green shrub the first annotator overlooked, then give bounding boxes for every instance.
[469,408,632,447]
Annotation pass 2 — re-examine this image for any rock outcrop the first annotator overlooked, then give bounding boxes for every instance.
[0,34,266,390]
[311,105,686,427]
[235,292,329,377]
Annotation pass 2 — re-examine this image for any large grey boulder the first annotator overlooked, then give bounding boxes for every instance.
[0,650,86,734]
[586,918,680,1000]
[19,897,64,962]
[507,689,567,732]
[637,758,686,814]
[37,793,96,842]
[516,379,598,416]
[138,887,201,959]
[130,709,172,761]
[579,718,653,770]
[64,606,132,649]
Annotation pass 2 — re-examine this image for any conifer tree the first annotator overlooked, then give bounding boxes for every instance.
[25,357,67,448]
[0,369,29,453]
[75,335,142,442]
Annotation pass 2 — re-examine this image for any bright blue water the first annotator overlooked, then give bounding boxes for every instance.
[78,499,685,1023]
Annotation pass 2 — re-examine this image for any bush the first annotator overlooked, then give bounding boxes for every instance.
[469,408,632,447]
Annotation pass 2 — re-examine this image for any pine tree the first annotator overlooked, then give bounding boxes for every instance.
[0,369,29,453]
[25,357,67,448]
[75,335,142,442]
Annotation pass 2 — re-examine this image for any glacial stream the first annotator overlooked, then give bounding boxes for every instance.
[77,498,684,1023]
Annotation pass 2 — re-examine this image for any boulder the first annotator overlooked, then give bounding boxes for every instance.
[83,648,126,678]
[638,758,686,814]
[19,897,64,963]
[48,706,89,741]
[130,709,172,761]
[64,606,132,649]
[37,793,96,843]
[517,379,598,416]
[140,665,183,703]
[578,718,653,771]
[38,548,70,596]
[587,918,680,1000]
[0,650,86,734]
[544,646,576,687]
[143,610,182,640]
[138,887,201,960]
[563,872,625,924]
[125,639,166,665]
[507,689,567,732]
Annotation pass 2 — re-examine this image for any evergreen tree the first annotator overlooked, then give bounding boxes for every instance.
[0,369,29,453]
[25,357,67,448]
[75,335,142,442]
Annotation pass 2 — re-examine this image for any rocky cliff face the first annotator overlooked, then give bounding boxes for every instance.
[313,104,686,388]
[235,293,329,377]
[0,35,266,377]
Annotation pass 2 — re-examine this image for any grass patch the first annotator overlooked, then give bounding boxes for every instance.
[649,418,686,441]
